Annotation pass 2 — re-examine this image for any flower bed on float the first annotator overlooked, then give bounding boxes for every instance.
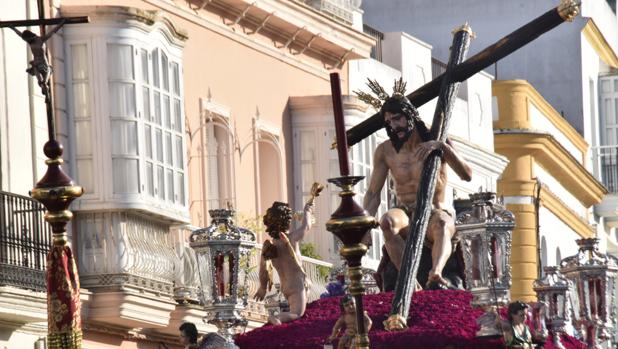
[236,290,585,349]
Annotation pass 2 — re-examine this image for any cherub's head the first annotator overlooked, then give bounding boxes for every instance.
[340,294,355,314]
[263,201,292,239]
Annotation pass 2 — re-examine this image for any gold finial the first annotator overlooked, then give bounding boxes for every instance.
[354,77,411,110]
[392,77,407,98]
[452,22,476,39]
[558,0,580,22]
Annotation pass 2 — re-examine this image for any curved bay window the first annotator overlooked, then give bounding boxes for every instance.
[64,11,189,223]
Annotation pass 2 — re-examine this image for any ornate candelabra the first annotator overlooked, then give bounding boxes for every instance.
[326,72,378,349]
[190,209,256,348]
[455,192,515,337]
[533,266,571,349]
[560,238,618,349]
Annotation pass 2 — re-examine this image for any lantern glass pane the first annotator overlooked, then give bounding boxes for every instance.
[196,249,213,303]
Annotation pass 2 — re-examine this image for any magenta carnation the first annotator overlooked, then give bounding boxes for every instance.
[236,290,585,349]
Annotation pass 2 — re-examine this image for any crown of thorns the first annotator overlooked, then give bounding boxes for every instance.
[354,77,407,110]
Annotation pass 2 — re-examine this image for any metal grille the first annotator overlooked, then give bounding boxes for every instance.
[431,58,468,101]
[594,146,618,193]
[363,24,383,62]
[0,191,51,291]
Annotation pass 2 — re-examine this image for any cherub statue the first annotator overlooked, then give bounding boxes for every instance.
[253,200,314,325]
[326,294,372,349]
[10,20,66,96]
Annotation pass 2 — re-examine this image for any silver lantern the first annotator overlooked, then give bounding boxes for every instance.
[533,266,570,349]
[455,192,515,337]
[560,238,618,349]
[190,209,257,348]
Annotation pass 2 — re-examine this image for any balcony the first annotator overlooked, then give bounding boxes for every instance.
[593,145,618,194]
[302,0,356,25]
[0,191,51,292]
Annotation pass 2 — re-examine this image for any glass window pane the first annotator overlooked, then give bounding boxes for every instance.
[166,169,174,201]
[602,80,611,93]
[301,163,314,190]
[174,99,182,132]
[163,95,171,128]
[113,159,139,194]
[146,162,154,196]
[75,121,92,156]
[144,125,152,159]
[156,128,163,162]
[172,63,180,95]
[299,131,315,161]
[162,53,169,91]
[614,80,618,92]
[175,135,183,168]
[152,49,159,88]
[76,159,93,193]
[107,44,133,80]
[71,44,88,80]
[73,83,90,118]
[606,129,615,145]
[606,99,615,125]
[157,165,165,199]
[175,172,184,204]
[111,120,138,155]
[165,132,173,166]
[154,91,161,124]
[143,87,150,121]
[140,49,149,83]
[109,82,136,117]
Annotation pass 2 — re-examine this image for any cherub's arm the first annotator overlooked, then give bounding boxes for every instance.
[363,311,373,333]
[254,250,271,301]
[327,316,345,342]
[287,203,314,245]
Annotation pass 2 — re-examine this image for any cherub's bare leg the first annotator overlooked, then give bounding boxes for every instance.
[379,208,409,270]
[270,291,306,324]
[426,210,456,286]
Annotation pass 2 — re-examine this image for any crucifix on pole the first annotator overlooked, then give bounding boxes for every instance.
[0,2,88,348]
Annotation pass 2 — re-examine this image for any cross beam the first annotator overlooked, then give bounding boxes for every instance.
[0,17,89,28]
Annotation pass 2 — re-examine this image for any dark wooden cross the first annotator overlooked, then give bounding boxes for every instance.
[0,0,88,141]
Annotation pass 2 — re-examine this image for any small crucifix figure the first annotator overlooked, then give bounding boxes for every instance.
[9,20,66,97]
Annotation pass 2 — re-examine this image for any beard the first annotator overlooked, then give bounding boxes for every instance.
[386,125,414,153]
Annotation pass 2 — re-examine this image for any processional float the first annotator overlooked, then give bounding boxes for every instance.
[324,1,581,346]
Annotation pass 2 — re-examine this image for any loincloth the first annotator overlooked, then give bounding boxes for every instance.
[395,203,459,248]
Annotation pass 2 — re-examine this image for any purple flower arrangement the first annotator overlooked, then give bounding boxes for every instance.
[236,290,586,349]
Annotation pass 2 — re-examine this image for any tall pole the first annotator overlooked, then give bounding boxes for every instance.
[0,2,90,347]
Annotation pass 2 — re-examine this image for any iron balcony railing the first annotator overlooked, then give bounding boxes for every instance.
[593,145,618,193]
[302,0,355,25]
[0,190,51,291]
[363,24,384,62]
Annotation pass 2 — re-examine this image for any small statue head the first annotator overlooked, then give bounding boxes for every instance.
[263,201,293,239]
[340,294,355,314]
[507,300,529,324]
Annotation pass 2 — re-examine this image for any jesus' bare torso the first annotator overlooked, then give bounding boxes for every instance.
[364,111,472,288]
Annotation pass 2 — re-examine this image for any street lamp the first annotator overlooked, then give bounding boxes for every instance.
[455,192,515,337]
[190,209,256,348]
[533,266,570,349]
[560,238,618,349]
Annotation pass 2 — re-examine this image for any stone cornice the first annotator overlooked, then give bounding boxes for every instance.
[0,286,47,324]
[60,6,188,46]
[495,131,606,207]
[582,18,618,69]
[493,80,588,158]
[540,185,595,238]
[449,135,509,177]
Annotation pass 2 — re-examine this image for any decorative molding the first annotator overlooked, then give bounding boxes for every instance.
[0,286,47,324]
[60,5,188,45]
[582,19,618,69]
[539,185,595,239]
[493,80,588,158]
[495,131,606,207]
